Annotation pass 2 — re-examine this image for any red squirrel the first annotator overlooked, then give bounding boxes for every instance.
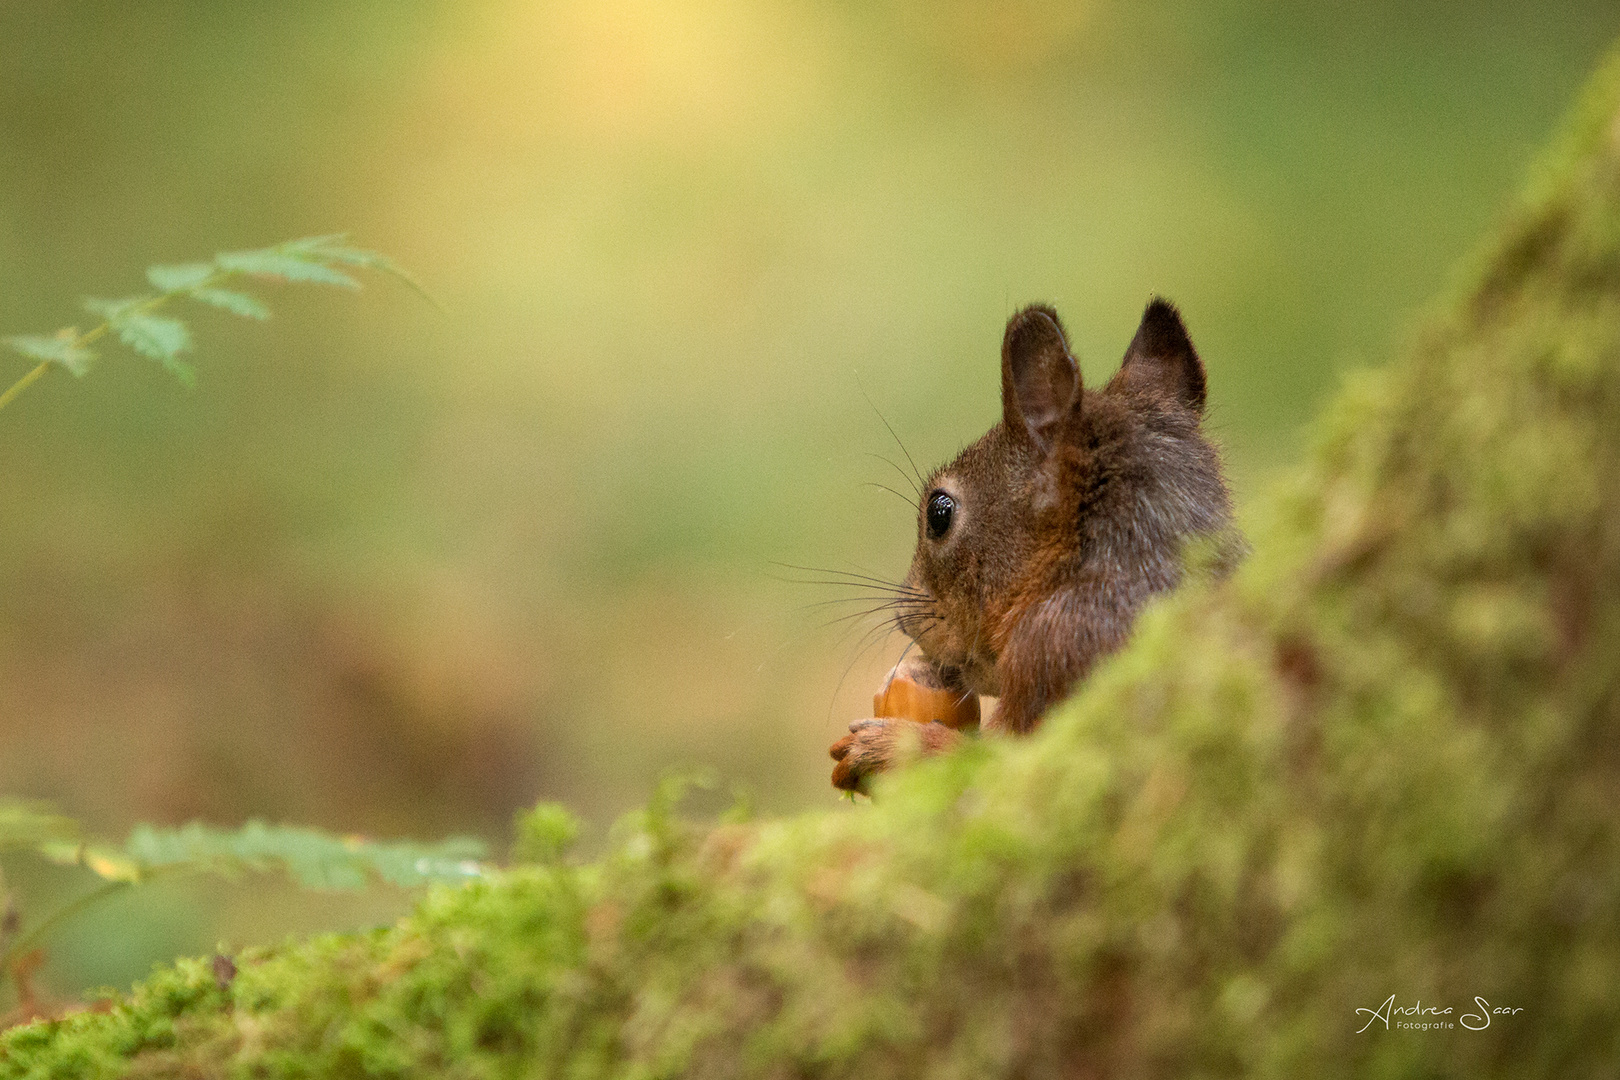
[830,299,1242,792]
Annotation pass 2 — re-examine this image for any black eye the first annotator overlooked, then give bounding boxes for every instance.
[925,491,956,539]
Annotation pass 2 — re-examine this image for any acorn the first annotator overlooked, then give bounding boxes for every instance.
[872,656,980,731]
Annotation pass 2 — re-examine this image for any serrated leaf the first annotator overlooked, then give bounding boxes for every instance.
[146,262,217,293]
[5,333,95,376]
[304,242,438,307]
[190,287,270,320]
[113,311,192,364]
[281,235,385,269]
[214,249,360,289]
[162,355,197,388]
[123,821,487,890]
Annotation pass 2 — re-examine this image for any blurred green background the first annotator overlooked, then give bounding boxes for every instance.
[1,0,1616,999]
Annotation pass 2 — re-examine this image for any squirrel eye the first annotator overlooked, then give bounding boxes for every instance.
[925,491,956,539]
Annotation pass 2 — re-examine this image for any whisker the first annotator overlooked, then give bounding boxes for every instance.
[799,595,934,613]
[891,634,921,675]
[863,481,919,510]
[829,618,905,717]
[821,597,944,726]
[773,578,929,601]
[807,593,935,619]
[859,383,927,493]
[768,562,919,592]
[817,605,936,630]
[771,573,926,592]
[865,453,921,499]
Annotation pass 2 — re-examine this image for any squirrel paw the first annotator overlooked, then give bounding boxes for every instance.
[829,718,959,793]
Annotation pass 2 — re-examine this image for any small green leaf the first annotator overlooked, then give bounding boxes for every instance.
[162,355,198,388]
[82,295,152,322]
[113,311,192,364]
[282,235,390,271]
[214,249,360,289]
[191,287,270,320]
[146,262,217,293]
[5,332,96,376]
[293,236,439,307]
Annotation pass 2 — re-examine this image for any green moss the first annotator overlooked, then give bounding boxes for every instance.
[8,39,1620,1080]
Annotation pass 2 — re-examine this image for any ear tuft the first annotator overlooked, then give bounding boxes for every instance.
[1001,304,1081,451]
[1117,297,1206,413]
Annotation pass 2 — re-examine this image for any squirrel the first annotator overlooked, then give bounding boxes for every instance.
[830,299,1242,792]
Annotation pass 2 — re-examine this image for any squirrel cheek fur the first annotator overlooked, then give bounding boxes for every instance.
[833,299,1240,789]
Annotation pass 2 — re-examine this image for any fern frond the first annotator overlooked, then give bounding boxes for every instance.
[2,233,427,415]
[0,799,487,890]
[0,798,486,975]
[122,822,487,890]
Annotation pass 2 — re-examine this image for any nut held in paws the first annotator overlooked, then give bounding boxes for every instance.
[872,658,980,730]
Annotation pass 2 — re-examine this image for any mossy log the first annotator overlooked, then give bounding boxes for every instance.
[6,42,1620,1080]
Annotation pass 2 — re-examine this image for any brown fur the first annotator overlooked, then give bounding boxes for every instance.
[831,299,1241,791]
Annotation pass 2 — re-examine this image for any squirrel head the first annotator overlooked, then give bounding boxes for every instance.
[898,299,1236,699]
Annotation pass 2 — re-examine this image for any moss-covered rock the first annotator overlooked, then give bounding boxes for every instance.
[7,41,1620,1080]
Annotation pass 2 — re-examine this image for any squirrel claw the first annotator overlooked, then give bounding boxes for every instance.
[829,719,960,793]
[829,720,893,792]
[828,720,886,782]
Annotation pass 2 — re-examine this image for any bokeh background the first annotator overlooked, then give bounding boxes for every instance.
[1,0,1616,998]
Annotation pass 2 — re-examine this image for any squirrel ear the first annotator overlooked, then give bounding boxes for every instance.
[1115,298,1206,414]
[1001,304,1081,452]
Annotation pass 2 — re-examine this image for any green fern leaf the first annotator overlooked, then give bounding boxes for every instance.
[145,262,217,293]
[279,235,391,271]
[82,299,197,384]
[214,248,360,289]
[256,234,439,307]
[113,311,193,364]
[160,355,197,387]
[191,287,271,320]
[83,298,189,357]
[4,333,96,377]
[123,822,487,890]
